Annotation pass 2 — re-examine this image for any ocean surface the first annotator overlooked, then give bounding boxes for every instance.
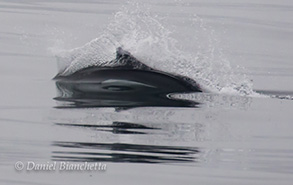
[1,0,293,184]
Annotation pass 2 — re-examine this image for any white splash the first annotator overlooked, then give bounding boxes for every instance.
[54,1,254,95]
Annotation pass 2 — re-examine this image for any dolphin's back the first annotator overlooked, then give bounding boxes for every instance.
[54,48,202,108]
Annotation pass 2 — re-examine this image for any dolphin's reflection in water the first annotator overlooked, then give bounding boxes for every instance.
[53,121,201,163]
[52,141,199,164]
[56,121,159,135]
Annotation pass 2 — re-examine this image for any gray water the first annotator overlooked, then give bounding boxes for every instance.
[1,0,293,184]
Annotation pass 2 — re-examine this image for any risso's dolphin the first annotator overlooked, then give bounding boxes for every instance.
[54,47,202,108]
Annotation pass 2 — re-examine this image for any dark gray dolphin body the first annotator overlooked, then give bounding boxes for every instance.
[54,48,202,108]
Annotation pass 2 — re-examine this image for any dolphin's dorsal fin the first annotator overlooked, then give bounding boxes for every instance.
[116,47,131,59]
[114,47,153,71]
